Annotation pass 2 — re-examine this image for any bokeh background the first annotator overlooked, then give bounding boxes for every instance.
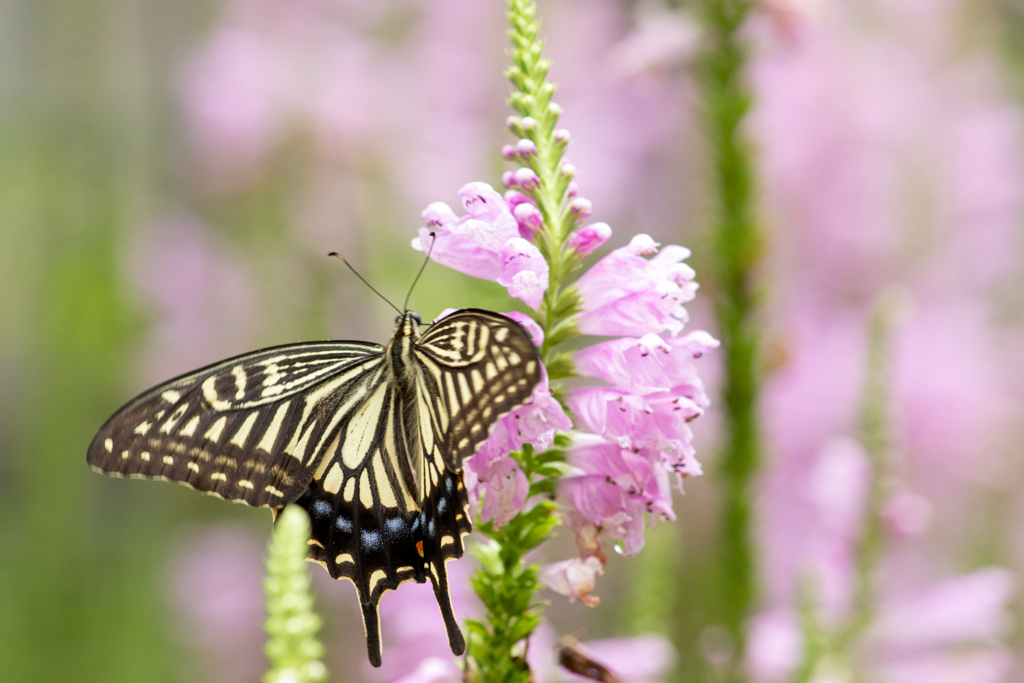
[2,0,1024,681]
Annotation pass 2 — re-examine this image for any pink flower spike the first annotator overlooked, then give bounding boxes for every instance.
[575,235,699,337]
[540,556,604,607]
[497,238,549,309]
[569,222,613,257]
[515,138,538,157]
[570,197,593,219]
[555,128,572,143]
[513,167,540,190]
[513,203,544,239]
[501,144,517,160]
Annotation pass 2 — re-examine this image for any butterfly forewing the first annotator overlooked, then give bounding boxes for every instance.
[415,309,543,466]
[87,341,384,506]
[87,309,544,668]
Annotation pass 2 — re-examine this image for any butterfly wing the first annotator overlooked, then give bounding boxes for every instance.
[87,341,385,506]
[414,308,543,467]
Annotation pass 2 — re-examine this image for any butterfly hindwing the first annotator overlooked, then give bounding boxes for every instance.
[87,341,384,506]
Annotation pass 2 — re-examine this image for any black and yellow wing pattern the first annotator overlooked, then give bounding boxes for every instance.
[87,308,542,666]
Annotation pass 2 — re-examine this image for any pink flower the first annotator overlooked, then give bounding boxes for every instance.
[574,332,719,396]
[540,556,605,607]
[558,436,678,556]
[473,456,530,527]
[567,388,704,467]
[413,182,550,309]
[497,238,550,310]
[574,234,698,336]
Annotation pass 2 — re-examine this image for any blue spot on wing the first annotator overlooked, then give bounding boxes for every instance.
[361,530,382,551]
[335,516,352,533]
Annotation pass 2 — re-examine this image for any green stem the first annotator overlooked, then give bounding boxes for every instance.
[695,0,762,677]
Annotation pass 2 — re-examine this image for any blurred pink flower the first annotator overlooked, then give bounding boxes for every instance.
[746,568,1016,683]
[128,213,261,386]
[566,635,677,683]
[167,525,266,683]
[574,235,698,337]
[374,560,480,682]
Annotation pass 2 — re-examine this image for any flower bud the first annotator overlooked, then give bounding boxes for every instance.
[501,144,517,160]
[502,171,516,188]
[549,102,564,116]
[567,181,579,198]
[516,138,538,157]
[514,167,540,190]
[569,222,612,256]
[514,202,544,237]
[561,162,576,177]
[520,116,538,131]
[555,129,572,143]
[501,188,528,209]
[505,116,520,129]
[570,197,593,219]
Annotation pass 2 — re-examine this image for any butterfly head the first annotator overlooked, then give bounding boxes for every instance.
[394,311,423,337]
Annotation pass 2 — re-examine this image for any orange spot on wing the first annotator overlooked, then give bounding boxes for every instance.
[416,541,424,557]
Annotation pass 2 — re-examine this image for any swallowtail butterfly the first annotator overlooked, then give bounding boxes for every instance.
[87,308,542,666]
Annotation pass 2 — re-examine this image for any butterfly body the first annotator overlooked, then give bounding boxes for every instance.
[88,309,542,666]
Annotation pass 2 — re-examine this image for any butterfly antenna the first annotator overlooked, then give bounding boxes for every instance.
[328,252,402,315]
[403,232,436,312]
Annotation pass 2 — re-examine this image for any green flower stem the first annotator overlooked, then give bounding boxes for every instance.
[263,505,328,683]
[504,0,582,369]
[694,0,762,676]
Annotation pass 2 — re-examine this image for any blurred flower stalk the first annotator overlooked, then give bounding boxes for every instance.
[263,506,328,683]
[694,0,764,676]
[746,291,1016,683]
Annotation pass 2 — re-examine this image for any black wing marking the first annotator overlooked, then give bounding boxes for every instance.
[87,341,384,506]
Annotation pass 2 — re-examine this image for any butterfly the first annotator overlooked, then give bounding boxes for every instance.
[87,308,543,666]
